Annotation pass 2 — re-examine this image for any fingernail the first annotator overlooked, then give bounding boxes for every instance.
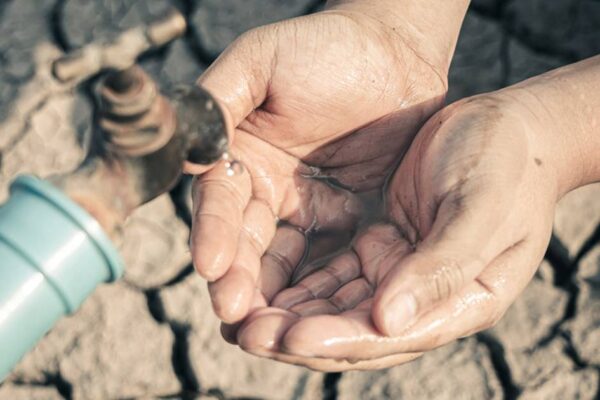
[384,292,417,336]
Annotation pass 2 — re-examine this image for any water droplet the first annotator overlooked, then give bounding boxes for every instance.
[227,160,244,176]
[222,152,244,177]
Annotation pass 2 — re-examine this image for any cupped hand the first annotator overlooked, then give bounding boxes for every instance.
[189,4,452,324]
[236,92,561,371]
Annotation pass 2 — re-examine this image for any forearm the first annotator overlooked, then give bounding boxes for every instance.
[325,0,471,74]
[504,56,600,195]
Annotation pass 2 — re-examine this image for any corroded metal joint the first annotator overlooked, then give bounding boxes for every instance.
[48,9,230,237]
[98,66,176,157]
[97,65,229,166]
[52,8,186,84]
[51,70,229,237]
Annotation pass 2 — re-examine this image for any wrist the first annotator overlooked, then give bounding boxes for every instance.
[325,0,470,75]
[501,56,600,197]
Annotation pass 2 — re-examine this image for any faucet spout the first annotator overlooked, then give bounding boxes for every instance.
[50,66,229,237]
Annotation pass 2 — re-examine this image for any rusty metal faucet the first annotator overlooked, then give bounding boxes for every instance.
[0,9,229,381]
[50,9,229,237]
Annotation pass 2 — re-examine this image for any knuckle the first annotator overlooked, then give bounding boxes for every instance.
[198,178,247,207]
[195,211,239,232]
[263,249,295,277]
[423,260,465,303]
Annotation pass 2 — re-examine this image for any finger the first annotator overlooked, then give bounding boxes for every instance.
[258,225,308,302]
[289,278,373,317]
[281,239,539,360]
[272,251,361,309]
[237,307,422,371]
[270,223,402,314]
[249,345,421,372]
[237,307,298,353]
[221,288,269,344]
[191,160,252,281]
[208,199,277,323]
[281,302,382,358]
[352,223,414,285]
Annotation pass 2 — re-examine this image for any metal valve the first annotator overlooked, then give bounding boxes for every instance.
[48,9,229,237]
[0,7,230,381]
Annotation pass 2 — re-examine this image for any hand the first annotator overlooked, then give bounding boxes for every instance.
[189,1,469,324]
[234,92,561,371]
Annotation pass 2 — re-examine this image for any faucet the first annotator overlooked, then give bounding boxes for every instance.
[0,9,228,381]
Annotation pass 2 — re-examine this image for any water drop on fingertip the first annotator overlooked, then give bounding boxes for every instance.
[229,160,244,175]
[221,151,244,177]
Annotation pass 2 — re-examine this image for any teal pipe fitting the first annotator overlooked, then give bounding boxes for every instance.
[0,176,123,381]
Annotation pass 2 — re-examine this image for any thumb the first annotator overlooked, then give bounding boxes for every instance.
[372,192,510,337]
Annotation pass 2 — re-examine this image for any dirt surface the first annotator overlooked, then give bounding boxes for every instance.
[0,0,599,399]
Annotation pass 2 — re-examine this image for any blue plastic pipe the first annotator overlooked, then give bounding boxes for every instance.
[0,176,123,381]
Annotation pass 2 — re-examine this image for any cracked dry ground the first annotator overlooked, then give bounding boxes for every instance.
[0,0,599,399]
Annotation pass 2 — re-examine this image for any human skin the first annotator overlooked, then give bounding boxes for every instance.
[234,55,600,371]
[187,0,471,324]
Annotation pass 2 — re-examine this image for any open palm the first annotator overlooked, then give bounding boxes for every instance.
[189,7,450,324]
[233,94,557,371]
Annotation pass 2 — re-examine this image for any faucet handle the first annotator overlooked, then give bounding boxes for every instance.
[51,8,186,84]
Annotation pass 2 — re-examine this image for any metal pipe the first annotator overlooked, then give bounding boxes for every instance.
[0,10,229,380]
[51,66,229,236]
